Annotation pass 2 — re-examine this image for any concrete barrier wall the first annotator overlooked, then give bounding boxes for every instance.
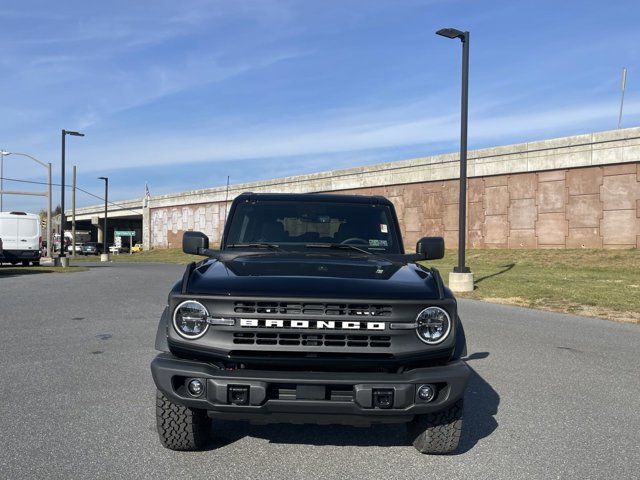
[148,127,640,250]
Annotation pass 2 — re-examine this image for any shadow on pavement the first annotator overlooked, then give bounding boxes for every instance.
[207,352,499,453]
[455,354,499,454]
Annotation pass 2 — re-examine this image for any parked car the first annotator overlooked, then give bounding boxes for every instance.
[67,243,84,255]
[0,211,42,266]
[82,242,103,255]
[131,243,143,253]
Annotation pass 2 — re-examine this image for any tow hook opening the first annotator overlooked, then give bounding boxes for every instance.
[228,385,250,405]
[372,388,394,409]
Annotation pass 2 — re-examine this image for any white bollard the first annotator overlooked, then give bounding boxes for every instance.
[448,271,474,292]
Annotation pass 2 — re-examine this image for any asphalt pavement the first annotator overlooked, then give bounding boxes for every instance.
[0,262,638,479]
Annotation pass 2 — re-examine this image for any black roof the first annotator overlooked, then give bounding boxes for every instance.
[234,192,393,206]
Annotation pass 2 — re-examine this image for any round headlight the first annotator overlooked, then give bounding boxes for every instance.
[415,306,451,345]
[173,300,209,339]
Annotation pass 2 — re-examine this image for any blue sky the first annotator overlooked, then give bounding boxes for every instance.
[1,0,639,212]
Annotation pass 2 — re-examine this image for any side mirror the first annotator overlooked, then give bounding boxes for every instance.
[183,231,209,255]
[416,236,445,260]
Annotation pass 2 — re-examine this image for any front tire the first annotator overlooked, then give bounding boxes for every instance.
[406,399,464,454]
[156,390,211,451]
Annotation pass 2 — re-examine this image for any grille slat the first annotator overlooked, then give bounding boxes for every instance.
[234,301,392,317]
[232,331,390,348]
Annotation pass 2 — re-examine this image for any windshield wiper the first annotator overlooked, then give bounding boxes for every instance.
[305,243,372,255]
[226,243,281,250]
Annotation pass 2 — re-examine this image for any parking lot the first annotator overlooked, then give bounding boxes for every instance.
[0,262,638,479]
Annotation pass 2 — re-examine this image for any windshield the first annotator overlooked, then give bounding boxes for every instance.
[225,200,402,253]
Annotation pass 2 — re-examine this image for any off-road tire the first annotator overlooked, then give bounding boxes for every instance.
[407,399,463,454]
[156,390,211,451]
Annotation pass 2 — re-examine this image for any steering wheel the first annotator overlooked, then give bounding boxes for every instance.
[340,237,369,245]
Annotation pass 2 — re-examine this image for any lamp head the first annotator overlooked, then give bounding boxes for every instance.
[436,28,466,40]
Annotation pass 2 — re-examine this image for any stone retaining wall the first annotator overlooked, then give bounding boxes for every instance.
[148,127,640,250]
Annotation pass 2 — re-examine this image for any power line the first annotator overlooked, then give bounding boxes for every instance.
[0,176,144,215]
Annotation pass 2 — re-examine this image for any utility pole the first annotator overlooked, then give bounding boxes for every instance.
[47,163,52,258]
[1,149,5,211]
[72,165,77,257]
[98,176,109,262]
[61,130,66,259]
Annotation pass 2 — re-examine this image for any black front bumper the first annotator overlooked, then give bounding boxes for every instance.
[151,353,470,426]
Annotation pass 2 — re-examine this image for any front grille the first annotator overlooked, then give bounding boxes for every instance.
[234,301,392,317]
[232,332,391,348]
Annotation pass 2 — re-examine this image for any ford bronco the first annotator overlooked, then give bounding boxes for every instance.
[151,192,470,454]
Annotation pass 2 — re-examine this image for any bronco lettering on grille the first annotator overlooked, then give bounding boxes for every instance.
[239,318,385,330]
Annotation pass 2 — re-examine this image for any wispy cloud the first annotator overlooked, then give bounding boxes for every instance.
[72,96,640,173]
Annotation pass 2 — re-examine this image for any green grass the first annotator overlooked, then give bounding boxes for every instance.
[0,265,89,276]
[424,249,640,323]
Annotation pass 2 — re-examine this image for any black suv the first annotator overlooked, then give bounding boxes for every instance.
[151,193,469,454]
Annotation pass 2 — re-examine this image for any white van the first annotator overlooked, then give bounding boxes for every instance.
[0,212,42,266]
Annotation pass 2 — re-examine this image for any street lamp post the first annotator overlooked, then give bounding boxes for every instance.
[98,176,109,262]
[436,27,474,292]
[60,129,84,266]
[0,149,6,211]
[0,151,53,258]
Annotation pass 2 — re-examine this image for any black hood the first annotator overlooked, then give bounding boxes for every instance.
[186,252,441,300]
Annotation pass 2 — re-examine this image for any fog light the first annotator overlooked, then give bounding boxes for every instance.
[188,379,204,397]
[418,384,436,402]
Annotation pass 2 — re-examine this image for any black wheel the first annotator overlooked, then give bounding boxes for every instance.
[156,390,210,451]
[406,399,464,454]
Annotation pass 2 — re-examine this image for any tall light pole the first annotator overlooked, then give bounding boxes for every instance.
[436,27,474,292]
[0,151,53,258]
[0,149,6,211]
[72,166,77,257]
[60,129,84,264]
[98,176,109,262]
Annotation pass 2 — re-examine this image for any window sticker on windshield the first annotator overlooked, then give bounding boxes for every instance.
[369,239,388,247]
[380,224,388,233]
